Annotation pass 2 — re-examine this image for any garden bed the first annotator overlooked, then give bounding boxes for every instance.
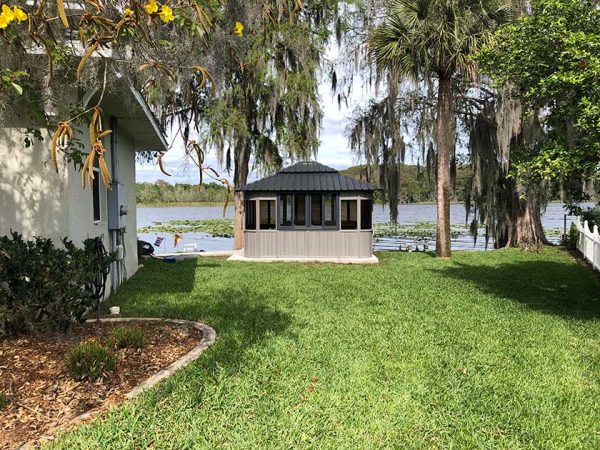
[0,319,205,448]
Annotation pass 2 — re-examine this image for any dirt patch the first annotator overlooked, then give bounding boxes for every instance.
[0,320,202,448]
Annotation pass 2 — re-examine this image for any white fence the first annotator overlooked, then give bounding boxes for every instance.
[575,219,600,271]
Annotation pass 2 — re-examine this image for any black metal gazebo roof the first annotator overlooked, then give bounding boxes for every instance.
[239,161,380,192]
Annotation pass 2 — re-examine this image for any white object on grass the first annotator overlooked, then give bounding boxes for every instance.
[183,243,197,253]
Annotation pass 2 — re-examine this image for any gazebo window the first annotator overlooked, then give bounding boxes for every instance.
[245,200,256,230]
[324,194,336,226]
[294,195,306,226]
[279,194,293,227]
[259,200,276,230]
[310,195,322,226]
[361,199,372,230]
[278,193,338,229]
[341,199,357,230]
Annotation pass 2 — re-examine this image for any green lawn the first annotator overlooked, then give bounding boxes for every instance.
[54,248,600,449]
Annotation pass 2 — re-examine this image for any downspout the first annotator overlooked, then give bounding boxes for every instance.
[109,115,120,292]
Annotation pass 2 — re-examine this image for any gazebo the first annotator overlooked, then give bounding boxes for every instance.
[228,161,380,263]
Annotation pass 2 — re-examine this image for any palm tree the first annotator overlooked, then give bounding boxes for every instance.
[369,0,511,257]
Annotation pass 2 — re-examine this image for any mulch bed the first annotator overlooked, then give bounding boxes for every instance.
[0,319,202,449]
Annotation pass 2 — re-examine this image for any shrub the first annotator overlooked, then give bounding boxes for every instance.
[563,223,580,250]
[108,327,144,349]
[581,207,600,231]
[0,392,7,409]
[65,342,116,381]
[0,232,114,336]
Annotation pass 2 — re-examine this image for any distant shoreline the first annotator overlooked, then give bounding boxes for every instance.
[138,202,226,208]
[138,200,577,208]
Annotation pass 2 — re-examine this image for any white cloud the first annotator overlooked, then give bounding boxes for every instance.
[136,137,235,184]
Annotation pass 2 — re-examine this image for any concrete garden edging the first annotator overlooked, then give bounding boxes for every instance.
[19,317,216,449]
[88,317,217,398]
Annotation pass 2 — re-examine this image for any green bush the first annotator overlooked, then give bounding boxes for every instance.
[0,392,7,409]
[0,232,114,336]
[108,327,144,349]
[65,342,116,381]
[563,223,580,250]
[581,207,600,231]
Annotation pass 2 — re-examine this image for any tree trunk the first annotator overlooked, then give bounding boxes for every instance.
[495,113,548,249]
[233,191,245,250]
[435,76,453,257]
[497,183,548,248]
[233,142,251,250]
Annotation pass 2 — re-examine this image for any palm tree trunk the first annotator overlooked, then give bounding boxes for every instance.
[435,76,453,257]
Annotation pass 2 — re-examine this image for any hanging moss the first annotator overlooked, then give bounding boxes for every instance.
[346,84,437,222]
[465,90,551,248]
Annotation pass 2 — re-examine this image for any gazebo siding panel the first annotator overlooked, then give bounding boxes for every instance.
[244,230,373,258]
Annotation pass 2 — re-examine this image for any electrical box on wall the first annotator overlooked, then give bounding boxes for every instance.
[107,183,128,230]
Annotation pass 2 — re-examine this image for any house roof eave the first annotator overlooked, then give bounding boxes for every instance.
[127,85,169,152]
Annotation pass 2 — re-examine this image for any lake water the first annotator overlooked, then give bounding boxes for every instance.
[138,202,587,253]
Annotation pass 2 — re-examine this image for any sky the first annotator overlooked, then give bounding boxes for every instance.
[135,76,366,185]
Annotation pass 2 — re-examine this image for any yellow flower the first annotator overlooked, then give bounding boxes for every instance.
[123,7,134,17]
[1,4,15,23]
[233,21,243,37]
[144,0,158,14]
[13,6,28,22]
[158,4,174,23]
[0,14,7,29]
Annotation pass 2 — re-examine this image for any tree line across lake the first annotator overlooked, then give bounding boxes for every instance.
[137,164,586,206]
[136,180,231,205]
[136,165,469,205]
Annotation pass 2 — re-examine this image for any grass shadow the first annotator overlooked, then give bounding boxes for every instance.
[432,258,600,320]
[109,259,294,401]
[135,287,295,410]
[121,258,205,295]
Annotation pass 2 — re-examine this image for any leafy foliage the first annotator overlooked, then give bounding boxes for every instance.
[478,0,600,207]
[0,391,6,410]
[65,342,117,381]
[108,327,145,350]
[1,0,220,169]
[563,223,579,250]
[0,232,114,336]
[582,207,600,231]
[369,0,511,79]
[179,0,341,193]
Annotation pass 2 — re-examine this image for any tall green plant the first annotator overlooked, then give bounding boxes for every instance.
[478,0,600,211]
[367,0,511,257]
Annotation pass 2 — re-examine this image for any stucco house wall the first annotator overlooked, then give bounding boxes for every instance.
[0,86,166,298]
[0,126,69,242]
[0,123,138,295]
